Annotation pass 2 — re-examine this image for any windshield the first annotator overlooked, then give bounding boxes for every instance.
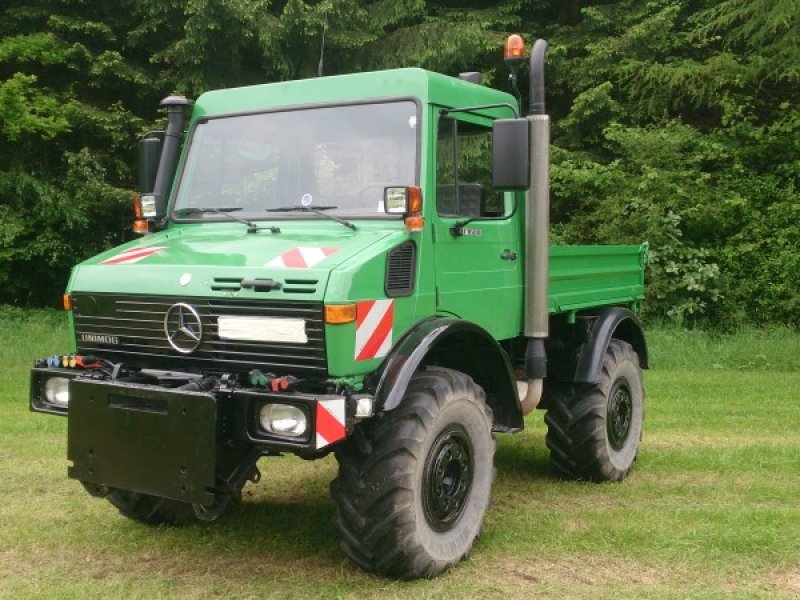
[172,100,418,219]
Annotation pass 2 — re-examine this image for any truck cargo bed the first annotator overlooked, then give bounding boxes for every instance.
[548,244,647,314]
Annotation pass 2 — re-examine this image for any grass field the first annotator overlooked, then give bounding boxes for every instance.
[0,307,798,599]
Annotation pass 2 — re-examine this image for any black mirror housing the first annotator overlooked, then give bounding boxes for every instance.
[492,118,530,190]
[138,137,162,194]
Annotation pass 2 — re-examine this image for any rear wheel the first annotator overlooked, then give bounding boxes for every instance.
[545,339,644,482]
[331,367,495,579]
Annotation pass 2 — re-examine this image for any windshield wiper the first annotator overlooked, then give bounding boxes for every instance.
[175,207,280,234]
[267,205,357,231]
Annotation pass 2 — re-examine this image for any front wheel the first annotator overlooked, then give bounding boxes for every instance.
[331,367,495,579]
[106,489,198,526]
[545,339,644,482]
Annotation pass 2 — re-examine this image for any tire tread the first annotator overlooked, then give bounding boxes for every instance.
[331,366,494,579]
[545,339,643,482]
[107,490,197,526]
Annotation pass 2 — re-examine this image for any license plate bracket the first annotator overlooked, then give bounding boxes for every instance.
[68,379,218,505]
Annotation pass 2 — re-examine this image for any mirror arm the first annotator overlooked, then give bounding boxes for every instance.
[450,217,477,236]
[440,103,520,119]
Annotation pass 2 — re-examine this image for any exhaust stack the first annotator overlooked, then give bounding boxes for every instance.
[521,39,550,415]
[152,95,191,219]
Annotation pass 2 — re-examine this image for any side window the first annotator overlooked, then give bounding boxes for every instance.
[436,117,507,218]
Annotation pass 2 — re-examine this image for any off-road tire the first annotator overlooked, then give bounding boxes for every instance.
[107,490,197,526]
[331,367,495,579]
[545,339,644,482]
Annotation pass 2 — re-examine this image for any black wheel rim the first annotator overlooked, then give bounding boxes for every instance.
[607,379,633,451]
[422,425,474,532]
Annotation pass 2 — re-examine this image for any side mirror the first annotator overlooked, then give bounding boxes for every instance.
[138,136,162,194]
[384,187,410,214]
[383,186,422,214]
[492,118,530,190]
[384,186,424,232]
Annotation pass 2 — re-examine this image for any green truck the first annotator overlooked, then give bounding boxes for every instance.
[30,38,648,579]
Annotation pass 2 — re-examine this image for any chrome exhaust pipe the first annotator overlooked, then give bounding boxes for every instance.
[522,39,549,415]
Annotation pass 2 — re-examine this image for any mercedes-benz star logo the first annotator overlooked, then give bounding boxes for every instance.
[164,303,203,354]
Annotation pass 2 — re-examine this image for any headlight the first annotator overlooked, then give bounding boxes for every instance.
[259,403,307,437]
[44,377,70,408]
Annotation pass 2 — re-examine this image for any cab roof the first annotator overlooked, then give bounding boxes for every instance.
[193,68,518,121]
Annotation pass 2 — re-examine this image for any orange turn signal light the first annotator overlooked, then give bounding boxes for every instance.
[62,293,72,311]
[402,186,424,232]
[404,214,424,232]
[325,304,357,325]
[133,195,143,219]
[133,219,150,235]
[504,34,526,62]
[406,186,422,213]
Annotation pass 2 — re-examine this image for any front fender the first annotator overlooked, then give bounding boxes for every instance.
[368,317,523,432]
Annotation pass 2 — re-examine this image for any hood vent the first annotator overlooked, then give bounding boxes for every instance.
[385,241,416,297]
[211,277,243,292]
[211,277,317,294]
[283,278,318,294]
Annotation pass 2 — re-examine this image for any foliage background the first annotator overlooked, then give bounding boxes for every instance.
[0,0,797,325]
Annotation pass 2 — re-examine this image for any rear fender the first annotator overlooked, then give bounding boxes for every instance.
[574,307,648,383]
[369,318,523,432]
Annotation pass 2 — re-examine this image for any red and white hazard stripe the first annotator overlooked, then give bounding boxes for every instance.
[316,398,346,449]
[266,247,338,269]
[355,299,393,361]
[101,246,166,265]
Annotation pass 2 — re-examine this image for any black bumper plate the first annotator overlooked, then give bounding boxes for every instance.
[67,379,217,505]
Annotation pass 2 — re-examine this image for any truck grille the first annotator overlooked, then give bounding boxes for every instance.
[72,294,327,375]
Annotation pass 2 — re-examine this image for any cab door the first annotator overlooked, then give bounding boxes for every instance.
[433,112,523,341]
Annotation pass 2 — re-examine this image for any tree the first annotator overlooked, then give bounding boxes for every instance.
[0,1,146,303]
[1,0,797,325]
[538,0,800,324]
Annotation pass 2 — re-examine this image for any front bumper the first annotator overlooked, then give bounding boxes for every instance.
[30,367,351,504]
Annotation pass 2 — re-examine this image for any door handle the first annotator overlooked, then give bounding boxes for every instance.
[500,250,518,261]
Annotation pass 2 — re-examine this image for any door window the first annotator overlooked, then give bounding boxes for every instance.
[436,117,509,218]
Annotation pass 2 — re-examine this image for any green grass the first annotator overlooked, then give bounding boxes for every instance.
[1,309,798,598]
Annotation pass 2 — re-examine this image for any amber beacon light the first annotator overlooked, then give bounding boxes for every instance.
[504,34,526,64]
